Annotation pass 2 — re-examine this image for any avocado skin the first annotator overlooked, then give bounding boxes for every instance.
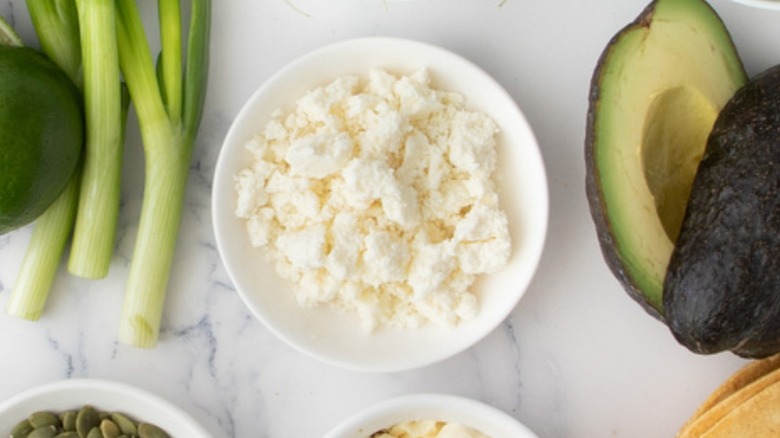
[585,1,665,322]
[664,65,780,358]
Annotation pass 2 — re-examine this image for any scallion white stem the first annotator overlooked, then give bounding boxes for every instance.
[116,0,211,347]
[67,0,124,279]
[6,171,80,320]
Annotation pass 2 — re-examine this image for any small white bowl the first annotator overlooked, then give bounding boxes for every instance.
[323,393,538,438]
[213,37,548,372]
[727,0,780,10]
[0,379,211,437]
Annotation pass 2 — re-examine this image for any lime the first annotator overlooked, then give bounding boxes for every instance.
[0,15,22,47]
[0,45,83,234]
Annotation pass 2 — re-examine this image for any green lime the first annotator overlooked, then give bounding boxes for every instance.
[0,45,83,234]
[0,15,22,47]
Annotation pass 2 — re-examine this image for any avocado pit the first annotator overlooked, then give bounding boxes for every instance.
[642,85,717,242]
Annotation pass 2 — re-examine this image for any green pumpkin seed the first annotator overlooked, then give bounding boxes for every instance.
[137,423,170,438]
[28,412,61,429]
[99,419,121,438]
[13,405,167,438]
[108,413,137,435]
[75,406,100,438]
[10,419,34,438]
[27,425,57,438]
[59,411,77,432]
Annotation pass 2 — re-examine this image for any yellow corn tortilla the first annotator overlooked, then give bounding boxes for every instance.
[677,354,780,437]
[700,378,780,437]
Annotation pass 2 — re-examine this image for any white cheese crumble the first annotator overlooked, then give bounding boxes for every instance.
[235,67,511,332]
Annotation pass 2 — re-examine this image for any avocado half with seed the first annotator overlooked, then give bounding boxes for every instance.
[585,0,747,318]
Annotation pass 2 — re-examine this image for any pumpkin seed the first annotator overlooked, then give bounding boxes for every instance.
[10,419,34,438]
[54,433,80,438]
[27,425,57,438]
[75,406,100,438]
[60,411,77,432]
[108,413,137,435]
[137,422,170,438]
[28,412,60,429]
[84,427,102,438]
[99,419,121,438]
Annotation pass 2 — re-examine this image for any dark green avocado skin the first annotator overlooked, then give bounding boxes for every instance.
[664,65,780,358]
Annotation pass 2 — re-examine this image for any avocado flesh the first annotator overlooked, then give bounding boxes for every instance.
[585,0,746,317]
[664,65,780,358]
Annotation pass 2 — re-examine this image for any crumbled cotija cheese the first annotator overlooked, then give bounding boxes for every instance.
[235,68,511,331]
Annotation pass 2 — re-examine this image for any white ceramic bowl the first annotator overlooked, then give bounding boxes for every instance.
[324,393,538,438]
[0,379,211,437]
[213,37,548,372]
[728,0,780,10]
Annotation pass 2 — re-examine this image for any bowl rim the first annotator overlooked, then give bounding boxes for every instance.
[727,0,780,9]
[322,393,539,438]
[0,378,212,437]
[212,36,549,372]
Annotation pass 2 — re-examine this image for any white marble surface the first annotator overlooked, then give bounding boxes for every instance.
[0,1,778,437]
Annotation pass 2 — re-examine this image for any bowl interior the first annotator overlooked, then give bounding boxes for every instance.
[323,393,539,438]
[213,37,548,372]
[0,379,211,437]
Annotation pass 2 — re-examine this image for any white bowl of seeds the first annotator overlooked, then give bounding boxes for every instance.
[0,379,211,438]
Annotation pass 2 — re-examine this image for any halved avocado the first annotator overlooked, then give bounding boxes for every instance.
[585,0,747,318]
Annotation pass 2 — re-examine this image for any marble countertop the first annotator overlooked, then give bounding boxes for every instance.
[0,1,778,437]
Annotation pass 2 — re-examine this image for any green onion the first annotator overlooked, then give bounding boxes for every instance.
[25,0,82,88]
[6,172,80,320]
[8,0,209,344]
[6,0,82,320]
[67,0,124,279]
[116,0,211,347]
